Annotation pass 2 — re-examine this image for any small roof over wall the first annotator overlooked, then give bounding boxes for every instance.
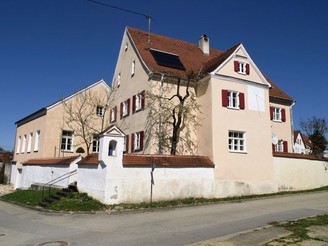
[77,154,215,168]
[23,156,80,166]
[273,152,328,161]
[123,154,215,168]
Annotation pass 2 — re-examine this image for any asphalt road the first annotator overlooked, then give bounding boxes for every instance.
[1,192,328,246]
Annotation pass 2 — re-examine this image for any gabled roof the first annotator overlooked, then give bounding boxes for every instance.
[127,27,223,78]
[23,156,80,165]
[127,27,292,102]
[15,79,109,127]
[294,130,312,148]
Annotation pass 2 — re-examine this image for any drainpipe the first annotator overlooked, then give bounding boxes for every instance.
[290,100,296,152]
[158,73,164,154]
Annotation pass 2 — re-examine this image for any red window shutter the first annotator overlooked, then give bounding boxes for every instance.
[239,93,245,109]
[127,98,130,116]
[132,95,136,113]
[281,108,286,122]
[222,90,228,107]
[246,63,250,75]
[234,61,239,72]
[120,102,123,119]
[272,144,275,153]
[131,133,135,152]
[110,109,113,122]
[140,131,144,151]
[114,106,117,122]
[270,107,273,120]
[125,135,129,153]
[283,141,288,152]
[141,90,145,110]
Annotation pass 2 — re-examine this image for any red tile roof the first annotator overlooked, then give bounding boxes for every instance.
[77,154,99,165]
[23,156,80,165]
[127,27,223,78]
[128,27,293,102]
[123,154,214,168]
[273,152,327,161]
[77,153,215,168]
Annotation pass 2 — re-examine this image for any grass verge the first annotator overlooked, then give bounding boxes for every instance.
[1,185,328,212]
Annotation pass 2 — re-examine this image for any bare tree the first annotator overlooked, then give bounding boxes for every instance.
[146,72,201,155]
[300,116,328,155]
[63,87,117,155]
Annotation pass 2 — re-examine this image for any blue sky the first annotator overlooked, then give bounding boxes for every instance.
[1,0,327,151]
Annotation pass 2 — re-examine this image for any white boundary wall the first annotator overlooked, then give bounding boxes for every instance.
[274,156,328,191]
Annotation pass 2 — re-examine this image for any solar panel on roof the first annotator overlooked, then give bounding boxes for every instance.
[150,49,185,70]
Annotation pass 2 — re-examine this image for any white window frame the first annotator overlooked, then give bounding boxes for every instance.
[134,132,141,151]
[16,136,21,154]
[61,130,73,152]
[117,73,121,87]
[21,134,27,153]
[273,107,282,122]
[92,135,99,153]
[238,62,246,74]
[34,130,40,152]
[96,106,104,117]
[135,93,142,111]
[228,91,239,109]
[131,60,135,76]
[27,132,33,153]
[122,100,128,117]
[110,107,116,123]
[275,140,284,152]
[228,131,246,153]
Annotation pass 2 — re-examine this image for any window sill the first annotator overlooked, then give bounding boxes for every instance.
[229,150,247,154]
[273,119,282,123]
[227,106,240,110]
[61,150,74,153]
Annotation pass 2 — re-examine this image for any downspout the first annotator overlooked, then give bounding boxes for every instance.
[290,100,296,153]
[158,73,165,154]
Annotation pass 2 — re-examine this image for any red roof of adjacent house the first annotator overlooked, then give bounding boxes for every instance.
[294,130,313,148]
[128,27,293,102]
[23,156,80,165]
[77,154,214,168]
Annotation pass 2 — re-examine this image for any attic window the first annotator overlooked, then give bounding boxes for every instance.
[150,49,185,70]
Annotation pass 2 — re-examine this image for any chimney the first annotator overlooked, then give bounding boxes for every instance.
[198,34,209,55]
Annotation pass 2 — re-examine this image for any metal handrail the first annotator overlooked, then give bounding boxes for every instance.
[41,169,77,201]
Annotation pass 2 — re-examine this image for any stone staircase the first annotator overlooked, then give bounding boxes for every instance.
[39,182,78,207]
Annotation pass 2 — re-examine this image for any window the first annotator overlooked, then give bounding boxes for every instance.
[120,99,130,118]
[270,107,286,122]
[132,91,145,113]
[132,131,144,152]
[117,73,121,87]
[125,42,128,51]
[222,90,245,110]
[27,132,33,153]
[34,130,40,152]
[110,106,117,123]
[108,140,117,156]
[16,136,21,154]
[96,106,104,117]
[124,135,129,153]
[131,60,135,76]
[228,131,246,152]
[92,135,99,153]
[234,61,250,75]
[273,140,288,152]
[21,134,26,153]
[61,130,73,152]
